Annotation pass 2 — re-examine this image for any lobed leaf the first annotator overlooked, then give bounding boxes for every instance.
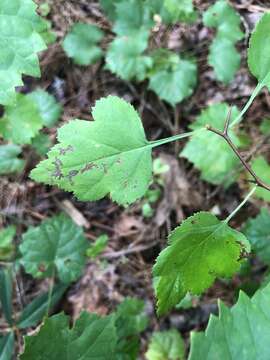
[0,145,25,175]
[148,51,197,106]
[153,212,250,315]
[62,22,104,66]
[30,96,153,205]
[106,30,152,81]
[243,208,270,265]
[146,329,185,360]
[19,213,88,283]
[0,94,43,145]
[188,282,270,360]
[203,0,243,84]
[28,89,62,128]
[207,37,241,84]
[20,312,117,359]
[0,0,47,105]
[113,0,153,35]
[115,298,148,359]
[163,0,197,24]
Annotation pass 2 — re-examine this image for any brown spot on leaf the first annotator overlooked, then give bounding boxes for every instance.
[67,170,79,184]
[52,158,63,179]
[59,145,74,155]
[81,163,98,174]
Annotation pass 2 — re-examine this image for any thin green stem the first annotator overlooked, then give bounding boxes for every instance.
[230,81,265,127]
[224,185,257,224]
[150,128,205,148]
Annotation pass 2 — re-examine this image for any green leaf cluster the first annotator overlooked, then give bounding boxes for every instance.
[0,0,47,105]
[203,0,244,83]
[104,0,197,104]
[0,266,66,359]
[20,297,147,359]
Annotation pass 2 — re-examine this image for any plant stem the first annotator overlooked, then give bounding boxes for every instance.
[224,186,257,223]
[207,120,270,192]
[230,81,265,127]
[150,128,205,148]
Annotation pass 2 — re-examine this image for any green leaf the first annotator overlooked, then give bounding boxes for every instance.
[142,202,154,218]
[208,38,241,84]
[188,282,270,360]
[148,53,197,106]
[260,118,270,135]
[0,144,25,175]
[17,284,67,329]
[153,212,250,315]
[146,329,185,360]
[20,312,117,359]
[203,0,243,41]
[0,226,16,261]
[113,0,153,35]
[28,89,62,128]
[106,30,153,81]
[0,94,43,145]
[31,133,52,157]
[181,103,244,186]
[243,208,270,265]
[99,0,122,21]
[39,19,56,45]
[62,22,104,66]
[0,266,13,325]
[115,298,148,359]
[0,332,15,360]
[0,0,47,105]
[39,2,51,17]
[86,234,109,258]
[30,96,153,205]
[203,0,243,84]
[19,213,88,283]
[248,13,270,88]
[250,156,270,202]
[163,0,197,24]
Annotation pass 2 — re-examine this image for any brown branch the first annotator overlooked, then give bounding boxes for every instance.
[205,111,270,193]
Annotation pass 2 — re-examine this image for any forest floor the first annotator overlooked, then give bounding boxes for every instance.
[1,0,270,357]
